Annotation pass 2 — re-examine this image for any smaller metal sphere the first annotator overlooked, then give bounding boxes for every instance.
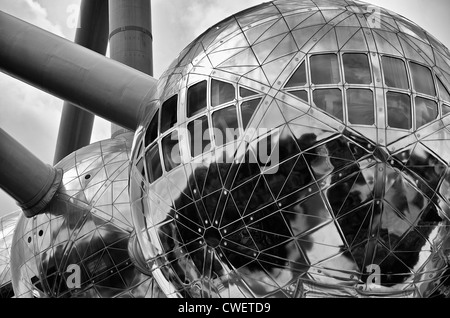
[10,134,164,298]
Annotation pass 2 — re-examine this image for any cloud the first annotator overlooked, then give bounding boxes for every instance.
[0,0,64,36]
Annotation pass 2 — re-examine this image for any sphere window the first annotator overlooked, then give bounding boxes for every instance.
[347,89,374,125]
[287,90,308,103]
[382,56,409,89]
[437,77,450,103]
[409,62,436,96]
[415,97,438,129]
[162,130,181,172]
[313,88,343,121]
[212,106,240,146]
[144,110,159,147]
[211,79,235,107]
[239,87,259,98]
[386,92,411,129]
[443,104,450,116]
[145,144,162,183]
[188,116,211,157]
[187,80,207,118]
[285,61,307,88]
[310,54,340,85]
[343,53,371,85]
[241,98,262,129]
[160,95,178,134]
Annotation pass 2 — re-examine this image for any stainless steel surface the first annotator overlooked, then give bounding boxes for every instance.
[0,128,63,218]
[54,0,109,165]
[0,210,20,297]
[129,0,450,298]
[109,0,153,138]
[0,11,158,131]
[10,134,163,298]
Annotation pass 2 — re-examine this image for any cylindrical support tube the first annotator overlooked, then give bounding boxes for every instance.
[0,11,157,131]
[109,0,153,75]
[54,0,110,165]
[109,0,153,138]
[0,129,63,218]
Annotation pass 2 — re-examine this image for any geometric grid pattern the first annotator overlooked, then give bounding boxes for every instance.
[131,0,450,297]
[10,134,164,298]
[0,210,20,298]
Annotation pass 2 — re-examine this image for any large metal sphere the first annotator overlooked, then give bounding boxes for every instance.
[10,134,163,298]
[130,0,450,297]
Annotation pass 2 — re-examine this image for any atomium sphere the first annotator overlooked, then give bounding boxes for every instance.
[130,0,450,297]
[10,133,164,298]
[0,210,20,298]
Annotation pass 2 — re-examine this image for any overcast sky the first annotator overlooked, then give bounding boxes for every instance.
[0,0,449,216]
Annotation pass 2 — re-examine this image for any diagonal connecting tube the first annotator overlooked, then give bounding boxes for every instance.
[0,10,158,131]
[0,129,63,218]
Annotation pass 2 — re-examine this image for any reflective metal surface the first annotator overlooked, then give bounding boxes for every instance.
[10,134,163,298]
[0,211,20,297]
[130,0,450,298]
